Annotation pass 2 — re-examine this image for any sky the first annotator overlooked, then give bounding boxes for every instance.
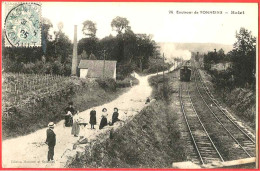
[38,2,258,45]
[2,2,258,60]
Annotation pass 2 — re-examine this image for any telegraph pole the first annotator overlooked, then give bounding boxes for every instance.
[162,53,167,98]
[103,50,106,79]
[163,53,165,83]
[71,25,78,76]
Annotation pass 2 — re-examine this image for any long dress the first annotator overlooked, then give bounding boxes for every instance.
[71,115,80,136]
[65,107,75,127]
[99,112,108,129]
[112,112,120,125]
[64,113,73,127]
[89,110,96,125]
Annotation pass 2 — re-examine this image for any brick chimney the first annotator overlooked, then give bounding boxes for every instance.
[71,25,78,75]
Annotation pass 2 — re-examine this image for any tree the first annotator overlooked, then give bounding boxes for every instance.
[212,69,233,98]
[135,34,155,70]
[42,18,54,54]
[234,28,256,55]
[89,53,97,60]
[99,35,121,61]
[230,28,256,88]
[217,48,225,62]
[82,20,97,37]
[78,37,99,57]
[46,30,72,63]
[79,50,88,59]
[2,17,73,76]
[57,22,64,32]
[2,18,53,66]
[111,16,130,35]
[42,18,53,40]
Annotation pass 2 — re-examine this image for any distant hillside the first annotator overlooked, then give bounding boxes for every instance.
[158,42,233,54]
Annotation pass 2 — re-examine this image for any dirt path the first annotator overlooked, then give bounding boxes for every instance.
[2,68,175,168]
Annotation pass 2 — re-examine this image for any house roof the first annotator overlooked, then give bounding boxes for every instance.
[78,60,117,78]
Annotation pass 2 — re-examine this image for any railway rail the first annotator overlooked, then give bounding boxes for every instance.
[179,83,224,165]
[193,67,255,159]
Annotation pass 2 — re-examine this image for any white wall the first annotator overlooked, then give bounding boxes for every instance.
[80,69,88,79]
[113,67,116,80]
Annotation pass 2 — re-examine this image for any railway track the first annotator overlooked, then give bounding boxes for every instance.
[179,83,224,165]
[193,67,255,159]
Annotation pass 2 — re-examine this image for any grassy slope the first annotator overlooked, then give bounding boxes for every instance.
[199,68,256,129]
[2,80,129,140]
[69,70,186,168]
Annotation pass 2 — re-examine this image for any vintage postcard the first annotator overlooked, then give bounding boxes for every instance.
[1,2,258,169]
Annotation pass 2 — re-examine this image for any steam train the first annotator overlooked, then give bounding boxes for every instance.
[180,60,191,82]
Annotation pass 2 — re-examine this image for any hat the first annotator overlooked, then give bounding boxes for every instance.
[48,122,55,128]
[102,108,107,112]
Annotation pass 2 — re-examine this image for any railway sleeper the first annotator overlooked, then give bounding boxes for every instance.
[196,142,212,145]
[200,151,219,154]
[203,157,221,160]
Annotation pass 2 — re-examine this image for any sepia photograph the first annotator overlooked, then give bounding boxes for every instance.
[1,2,258,169]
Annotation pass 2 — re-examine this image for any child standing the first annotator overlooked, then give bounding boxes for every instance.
[89,108,97,129]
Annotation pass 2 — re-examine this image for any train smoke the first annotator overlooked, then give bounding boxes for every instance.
[159,43,191,63]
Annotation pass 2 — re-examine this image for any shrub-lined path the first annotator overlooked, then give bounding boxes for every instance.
[2,68,174,168]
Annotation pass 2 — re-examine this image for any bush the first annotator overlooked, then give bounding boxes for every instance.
[2,58,24,73]
[116,63,136,80]
[149,75,172,101]
[96,78,117,92]
[149,75,169,88]
[143,63,170,74]
[116,77,139,88]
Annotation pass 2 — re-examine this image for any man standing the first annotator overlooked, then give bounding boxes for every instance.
[45,122,56,161]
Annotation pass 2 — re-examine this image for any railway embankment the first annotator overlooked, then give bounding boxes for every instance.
[68,70,187,168]
[198,69,256,130]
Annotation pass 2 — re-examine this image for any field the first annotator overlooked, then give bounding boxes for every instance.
[2,73,129,139]
[2,73,75,118]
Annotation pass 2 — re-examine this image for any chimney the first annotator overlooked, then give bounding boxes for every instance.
[71,25,78,75]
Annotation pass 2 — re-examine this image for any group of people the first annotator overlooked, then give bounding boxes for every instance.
[90,107,121,130]
[45,102,121,161]
[64,102,82,137]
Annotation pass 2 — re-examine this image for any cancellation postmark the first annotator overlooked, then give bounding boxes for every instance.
[4,2,42,47]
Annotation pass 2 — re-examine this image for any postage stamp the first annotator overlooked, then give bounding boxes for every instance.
[1,2,258,169]
[4,2,42,47]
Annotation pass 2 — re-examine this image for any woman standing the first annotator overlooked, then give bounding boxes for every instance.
[99,108,108,130]
[71,111,80,137]
[64,102,75,127]
[89,108,97,129]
